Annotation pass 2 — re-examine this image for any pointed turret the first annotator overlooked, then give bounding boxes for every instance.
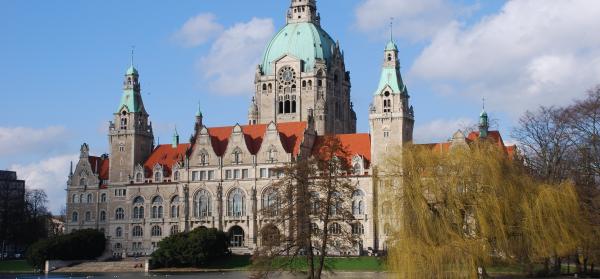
[248,97,259,125]
[479,109,489,138]
[172,127,180,148]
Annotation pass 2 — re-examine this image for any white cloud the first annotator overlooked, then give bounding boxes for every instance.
[10,154,78,214]
[354,0,475,41]
[414,117,475,143]
[199,17,275,95]
[173,13,223,47]
[410,0,600,117]
[0,126,68,157]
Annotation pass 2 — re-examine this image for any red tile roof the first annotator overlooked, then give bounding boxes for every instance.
[143,143,191,177]
[313,133,371,165]
[88,156,109,180]
[206,122,308,156]
[418,130,516,157]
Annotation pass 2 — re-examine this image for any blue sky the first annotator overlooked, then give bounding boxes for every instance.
[2,0,599,213]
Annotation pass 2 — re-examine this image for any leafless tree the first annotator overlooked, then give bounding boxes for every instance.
[512,106,575,183]
[251,136,358,279]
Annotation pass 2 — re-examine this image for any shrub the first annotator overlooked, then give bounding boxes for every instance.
[151,227,228,268]
[26,229,106,268]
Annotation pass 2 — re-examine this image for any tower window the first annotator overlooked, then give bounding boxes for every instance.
[383,98,391,113]
[387,54,392,62]
[120,118,127,130]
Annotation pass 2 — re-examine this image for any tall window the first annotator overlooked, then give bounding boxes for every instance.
[262,188,279,217]
[173,171,180,181]
[85,211,91,222]
[132,226,143,237]
[135,173,143,183]
[170,196,180,218]
[100,211,106,222]
[71,211,78,222]
[328,222,342,235]
[199,150,209,166]
[120,117,127,130]
[115,227,123,237]
[232,149,242,164]
[72,194,78,203]
[115,208,125,220]
[196,190,211,217]
[329,192,341,216]
[352,190,365,215]
[151,226,162,237]
[100,193,107,203]
[87,193,93,203]
[79,177,87,186]
[311,192,320,215]
[352,223,364,235]
[154,171,162,183]
[170,225,179,235]
[228,188,245,217]
[151,196,163,219]
[133,196,145,219]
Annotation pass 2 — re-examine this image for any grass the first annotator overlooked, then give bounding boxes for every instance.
[0,260,35,273]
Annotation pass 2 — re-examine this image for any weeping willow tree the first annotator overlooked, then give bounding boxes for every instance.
[382,142,589,278]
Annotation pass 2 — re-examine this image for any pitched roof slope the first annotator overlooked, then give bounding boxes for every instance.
[313,133,371,164]
[88,156,109,180]
[144,143,191,177]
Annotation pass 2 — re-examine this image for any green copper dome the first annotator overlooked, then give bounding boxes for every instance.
[261,22,336,75]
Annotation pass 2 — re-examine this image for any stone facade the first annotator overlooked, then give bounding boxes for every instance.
[64,1,515,258]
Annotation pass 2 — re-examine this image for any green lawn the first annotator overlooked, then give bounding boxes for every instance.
[0,260,35,273]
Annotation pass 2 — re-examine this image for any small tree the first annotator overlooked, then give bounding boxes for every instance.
[251,135,358,279]
[383,142,588,279]
[151,227,228,268]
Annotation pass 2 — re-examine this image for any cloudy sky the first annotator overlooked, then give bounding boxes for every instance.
[1,0,599,213]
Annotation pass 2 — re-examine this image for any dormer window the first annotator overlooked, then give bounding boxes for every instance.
[173,171,180,181]
[135,173,143,183]
[267,148,277,163]
[154,171,162,183]
[199,150,209,166]
[232,149,242,165]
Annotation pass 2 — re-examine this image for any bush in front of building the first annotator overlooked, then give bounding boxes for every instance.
[151,227,229,268]
[26,229,106,269]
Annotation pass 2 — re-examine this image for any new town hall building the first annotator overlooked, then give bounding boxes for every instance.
[65,0,513,256]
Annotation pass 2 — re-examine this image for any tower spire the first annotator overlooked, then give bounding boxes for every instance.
[130,45,135,68]
[390,17,394,42]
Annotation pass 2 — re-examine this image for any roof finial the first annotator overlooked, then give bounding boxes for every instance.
[390,17,394,42]
[196,101,203,117]
[482,96,486,111]
[130,45,135,68]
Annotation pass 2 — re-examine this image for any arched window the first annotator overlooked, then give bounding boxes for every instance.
[352,223,364,235]
[133,197,145,219]
[100,193,107,203]
[135,173,143,183]
[196,190,212,217]
[310,192,320,215]
[302,80,307,88]
[262,84,267,91]
[170,196,180,218]
[262,188,279,217]
[115,208,125,220]
[199,150,209,166]
[115,227,123,238]
[170,225,179,235]
[232,149,242,165]
[292,100,297,113]
[80,194,84,203]
[329,192,341,216]
[268,83,273,92]
[352,190,365,215]
[151,196,163,219]
[284,100,291,113]
[72,194,78,203]
[261,225,281,247]
[120,118,127,130]
[71,211,78,222]
[228,188,245,217]
[85,211,91,222]
[100,211,106,222]
[308,80,313,89]
[387,54,392,62]
[151,226,162,237]
[278,101,284,114]
[328,222,342,235]
[154,171,162,183]
[173,171,180,181]
[132,226,143,237]
[87,193,93,203]
[79,177,87,186]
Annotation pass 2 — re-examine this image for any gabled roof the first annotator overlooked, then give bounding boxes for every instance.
[313,133,371,166]
[143,144,191,178]
[417,130,516,157]
[206,122,308,157]
[88,156,109,180]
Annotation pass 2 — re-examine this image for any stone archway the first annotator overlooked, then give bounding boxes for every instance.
[229,225,245,247]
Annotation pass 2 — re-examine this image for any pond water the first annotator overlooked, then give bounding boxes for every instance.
[0,272,387,279]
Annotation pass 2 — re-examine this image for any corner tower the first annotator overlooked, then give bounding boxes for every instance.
[252,0,356,135]
[369,39,414,167]
[108,63,154,184]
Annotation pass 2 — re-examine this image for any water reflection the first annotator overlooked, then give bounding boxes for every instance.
[0,272,387,279]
